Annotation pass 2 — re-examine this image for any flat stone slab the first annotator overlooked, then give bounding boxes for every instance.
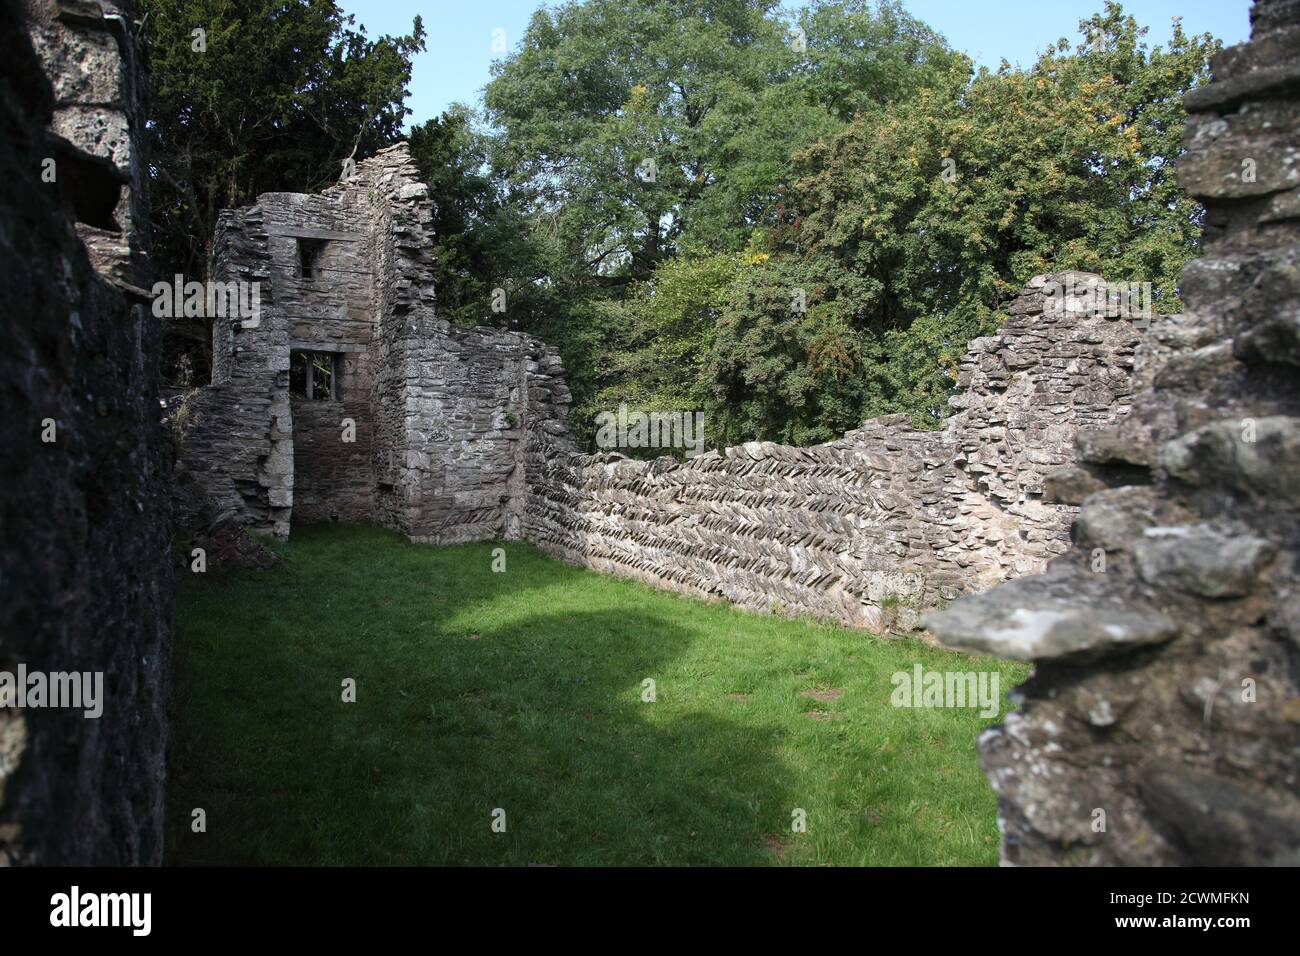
[923,566,1179,661]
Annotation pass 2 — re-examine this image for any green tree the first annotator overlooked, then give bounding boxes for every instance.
[484,0,957,280]
[706,2,1218,444]
[793,0,963,121]
[481,0,960,446]
[585,250,745,451]
[410,107,507,327]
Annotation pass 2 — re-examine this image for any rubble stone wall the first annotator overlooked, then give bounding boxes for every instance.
[926,0,1300,866]
[175,200,293,538]
[360,147,576,544]
[525,274,1154,632]
[182,149,1152,630]
[292,397,374,525]
[24,0,150,289]
[2,0,172,865]
[177,144,575,549]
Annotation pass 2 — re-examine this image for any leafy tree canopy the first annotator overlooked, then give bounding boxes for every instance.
[483,0,960,285]
[526,2,1219,450]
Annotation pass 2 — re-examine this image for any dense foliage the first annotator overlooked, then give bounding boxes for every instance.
[437,0,963,445]
[708,4,1218,441]
[143,0,1220,450]
[432,0,1217,449]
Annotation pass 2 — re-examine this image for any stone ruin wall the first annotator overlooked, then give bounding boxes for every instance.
[175,200,293,538]
[525,274,1156,633]
[178,140,1157,636]
[183,152,1162,630]
[23,0,150,291]
[12,0,1285,874]
[1,0,172,864]
[364,160,574,543]
[166,1,1300,875]
[927,0,1300,866]
[7,0,1288,875]
[176,144,575,551]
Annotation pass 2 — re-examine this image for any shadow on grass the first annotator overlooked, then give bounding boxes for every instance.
[167,527,800,865]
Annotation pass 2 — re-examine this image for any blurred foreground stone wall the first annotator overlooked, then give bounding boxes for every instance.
[927,0,1300,865]
[1,0,172,865]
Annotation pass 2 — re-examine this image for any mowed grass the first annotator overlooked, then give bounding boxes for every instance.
[167,524,1027,866]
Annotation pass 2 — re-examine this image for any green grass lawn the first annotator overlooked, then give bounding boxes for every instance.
[167,524,1027,866]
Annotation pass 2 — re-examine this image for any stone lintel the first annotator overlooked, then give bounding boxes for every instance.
[288,339,367,353]
[270,226,361,242]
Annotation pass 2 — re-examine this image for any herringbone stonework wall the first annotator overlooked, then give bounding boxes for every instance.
[526,273,1157,632]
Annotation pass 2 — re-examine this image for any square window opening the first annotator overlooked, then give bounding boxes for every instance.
[298,238,327,281]
[290,350,337,400]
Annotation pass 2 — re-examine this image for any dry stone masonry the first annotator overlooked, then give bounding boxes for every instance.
[185,169,1155,632]
[926,0,1300,866]
[171,9,1300,871]
[2,0,172,865]
[12,0,1295,872]
[24,0,151,291]
[525,273,1156,632]
[176,143,574,550]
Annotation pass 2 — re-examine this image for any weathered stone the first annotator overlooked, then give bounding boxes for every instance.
[175,143,575,553]
[1132,525,1276,598]
[1077,423,1158,467]
[1138,764,1300,866]
[1074,486,1191,552]
[928,0,1300,867]
[527,272,1154,631]
[2,0,171,865]
[1271,588,1300,649]
[26,0,150,287]
[1160,416,1300,502]
[923,566,1178,661]
[182,236,1163,623]
[1235,312,1300,365]
[1043,465,1107,504]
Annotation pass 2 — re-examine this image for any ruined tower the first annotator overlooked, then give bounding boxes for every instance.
[176,144,574,547]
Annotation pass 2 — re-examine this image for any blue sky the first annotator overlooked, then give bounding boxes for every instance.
[338,0,1252,130]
